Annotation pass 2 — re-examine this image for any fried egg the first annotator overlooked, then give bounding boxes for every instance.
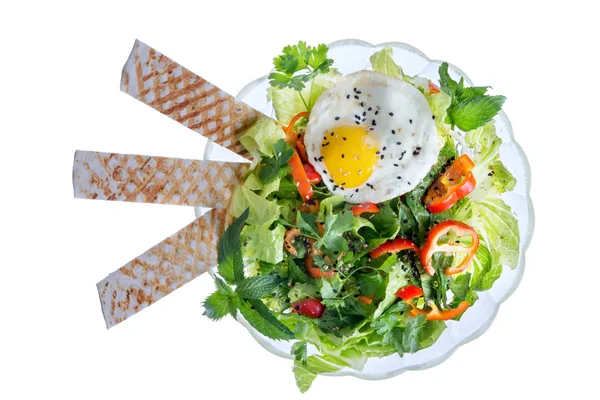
[305,70,439,204]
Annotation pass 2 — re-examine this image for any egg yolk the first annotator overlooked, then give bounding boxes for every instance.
[321,126,379,188]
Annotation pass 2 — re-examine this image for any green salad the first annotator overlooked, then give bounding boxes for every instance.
[203,42,520,392]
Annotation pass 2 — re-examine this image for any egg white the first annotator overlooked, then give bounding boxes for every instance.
[305,70,439,204]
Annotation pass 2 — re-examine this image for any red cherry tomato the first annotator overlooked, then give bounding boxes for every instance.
[291,298,325,318]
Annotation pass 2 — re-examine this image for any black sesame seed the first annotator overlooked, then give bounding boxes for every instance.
[356,90,362,94]
[372,120,377,125]
[383,146,387,151]
[375,110,379,115]
[341,154,345,158]
[389,112,394,116]
[343,137,347,141]
[297,133,301,138]
[355,188,359,193]
[360,102,365,107]
[354,95,359,99]
[376,151,380,155]
[409,119,413,124]
[353,87,357,93]
[396,142,401,145]
[355,121,360,125]
[380,154,384,159]
[397,176,401,179]
[314,157,318,162]
[368,107,372,111]
[323,170,327,174]
[432,115,435,120]
[394,163,399,167]
[347,94,350,99]
[416,146,421,150]
[329,179,334,183]
[362,111,367,116]
[335,116,340,120]
[331,132,335,137]
[333,185,339,190]
[391,130,396,134]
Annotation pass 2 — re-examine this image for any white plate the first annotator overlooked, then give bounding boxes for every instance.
[195,39,534,380]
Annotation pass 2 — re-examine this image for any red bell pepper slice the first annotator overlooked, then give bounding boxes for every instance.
[303,163,322,184]
[370,238,419,259]
[288,150,313,201]
[358,294,374,305]
[283,111,309,145]
[420,220,480,276]
[406,299,470,321]
[424,154,476,213]
[296,140,309,163]
[429,82,441,94]
[305,239,335,278]
[351,202,379,216]
[395,285,424,301]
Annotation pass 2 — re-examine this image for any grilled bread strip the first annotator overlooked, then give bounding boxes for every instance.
[121,39,266,158]
[73,150,249,208]
[97,208,231,328]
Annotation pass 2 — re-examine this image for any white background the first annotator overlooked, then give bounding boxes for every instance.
[1,1,598,398]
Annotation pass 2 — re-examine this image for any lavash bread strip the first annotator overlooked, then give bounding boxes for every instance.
[121,39,264,158]
[73,150,249,208]
[97,208,231,328]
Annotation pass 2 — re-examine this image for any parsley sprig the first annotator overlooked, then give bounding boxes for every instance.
[203,208,294,341]
[268,41,334,111]
[438,62,506,132]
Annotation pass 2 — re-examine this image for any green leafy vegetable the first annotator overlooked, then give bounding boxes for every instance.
[242,224,286,264]
[438,62,506,132]
[235,275,283,299]
[238,298,294,341]
[230,186,280,228]
[202,277,238,320]
[258,139,294,184]
[268,41,334,111]
[370,46,405,79]
[217,208,249,284]
[239,117,286,164]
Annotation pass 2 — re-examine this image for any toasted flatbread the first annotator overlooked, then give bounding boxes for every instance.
[97,208,231,328]
[121,40,265,158]
[73,150,248,208]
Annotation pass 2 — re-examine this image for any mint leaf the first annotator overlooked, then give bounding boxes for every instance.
[203,278,238,320]
[238,298,294,341]
[450,95,506,132]
[258,139,294,184]
[217,208,249,285]
[438,62,506,132]
[235,275,283,299]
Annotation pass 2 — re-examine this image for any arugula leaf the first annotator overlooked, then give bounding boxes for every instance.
[258,139,294,184]
[438,62,506,132]
[217,208,249,285]
[357,271,385,298]
[287,257,310,284]
[449,272,471,301]
[296,211,320,238]
[202,277,238,320]
[235,275,283,299]
[238,298,294,341]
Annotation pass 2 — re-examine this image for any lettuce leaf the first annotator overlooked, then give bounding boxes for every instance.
[239,117,285,164]
[230,186,279,227]
[293,354,345,393]
[267,69,341,124]
[242,224,285,264]
[373,261,409,319]
[370,46,405,80]
[465,123,517,197]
